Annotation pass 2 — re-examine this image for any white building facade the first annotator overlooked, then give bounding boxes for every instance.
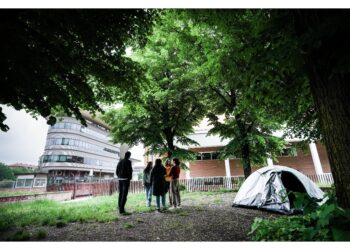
[39,113,122,180]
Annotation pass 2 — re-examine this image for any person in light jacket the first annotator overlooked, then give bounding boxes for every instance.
[143,161,153,207]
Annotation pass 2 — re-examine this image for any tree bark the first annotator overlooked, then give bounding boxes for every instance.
[236,114,252,178]
[294,10,350,208]
[241,143,252,179]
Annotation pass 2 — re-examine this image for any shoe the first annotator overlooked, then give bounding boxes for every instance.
[156,208,161,213]
[162,207,167,211]
[169,206,175,210]
[119,211,131,215]
[177,206,181,209]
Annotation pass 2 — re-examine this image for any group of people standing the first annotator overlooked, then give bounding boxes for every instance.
[143,158,181,212]
[115,151,181,215]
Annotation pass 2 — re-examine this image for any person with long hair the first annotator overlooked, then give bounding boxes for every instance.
[151,158,166,212]
[143,161,153,207]
[164,159,173,207]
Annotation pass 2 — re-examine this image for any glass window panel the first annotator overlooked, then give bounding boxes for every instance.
[211,152,220,160]
[62,138,69,145]
[76,157,84,163]
[43,155,49,162]
[202,153,211,160]
[58,155,66,162]
[34,179,47,187]
[196,154,202,160]
[52,155,59,162]
[66,155,73,162]
[24,179,33,187]
[16,179,26,188]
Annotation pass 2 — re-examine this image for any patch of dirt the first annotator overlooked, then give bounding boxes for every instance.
[20,192,280,241]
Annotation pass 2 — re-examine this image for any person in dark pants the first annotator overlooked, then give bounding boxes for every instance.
[116,151,133,215]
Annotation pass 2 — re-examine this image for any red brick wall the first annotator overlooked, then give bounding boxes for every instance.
[273,148,315,175]
[317,143,331,173]
[188,143,331,177]
[189,160,226,177]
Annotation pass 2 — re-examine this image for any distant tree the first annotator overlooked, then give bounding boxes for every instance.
[0,9,157,132]
[103,11,207,164]
[0,162,15,181]
[11,167,34,175]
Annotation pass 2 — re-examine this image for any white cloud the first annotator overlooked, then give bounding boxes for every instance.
[0,105,49,165]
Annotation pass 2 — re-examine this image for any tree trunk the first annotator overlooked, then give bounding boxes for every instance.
[240,142,252,179]
[294,10,350,208]
[236,114,252,179]
[307,69,350,209]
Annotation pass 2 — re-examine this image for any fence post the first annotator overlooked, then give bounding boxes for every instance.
[72,181,76,200]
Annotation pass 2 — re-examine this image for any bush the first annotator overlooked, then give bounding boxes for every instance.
[249,190,350,241]
[178,183,186,191]
[9,230,31,241]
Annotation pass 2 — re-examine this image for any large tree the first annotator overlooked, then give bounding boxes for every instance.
[187,10,286,178]
[240,10,350,208]
[0,9,157,131]
[103,11,207,163]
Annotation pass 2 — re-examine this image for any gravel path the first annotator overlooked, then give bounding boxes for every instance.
[29,192,279,241]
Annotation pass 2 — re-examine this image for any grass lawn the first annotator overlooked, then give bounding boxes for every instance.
[0,189,233,233]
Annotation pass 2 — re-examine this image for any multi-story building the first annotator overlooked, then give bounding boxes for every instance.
[39,111,134,181]
[145,118,331,179]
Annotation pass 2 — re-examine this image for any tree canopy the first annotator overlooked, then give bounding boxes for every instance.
[0,9,157,131]
[103,11,207,163]
[181,10,286,177]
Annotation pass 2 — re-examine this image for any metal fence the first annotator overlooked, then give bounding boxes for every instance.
[1,173,335,198]
[306,173,334,185]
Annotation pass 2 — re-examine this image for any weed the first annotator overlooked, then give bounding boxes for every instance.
[123,222,134,229]
[11,230,31,241]
[56,220,67,228]
[36,229,47,239]
[136,218,144,223]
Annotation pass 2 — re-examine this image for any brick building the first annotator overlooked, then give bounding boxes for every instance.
[145,119,331,179]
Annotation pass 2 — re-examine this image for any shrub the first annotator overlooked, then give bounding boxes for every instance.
[178,183,186,191]
[10,230,31,241]
[249,190,350,241]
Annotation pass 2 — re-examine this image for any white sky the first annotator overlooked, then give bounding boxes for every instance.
[1,0,349,8]
[0,105,145,166]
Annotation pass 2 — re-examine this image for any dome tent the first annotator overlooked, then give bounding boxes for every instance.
[232,165,326,214]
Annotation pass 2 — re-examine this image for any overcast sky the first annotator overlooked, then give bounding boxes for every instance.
[0,105,145,166]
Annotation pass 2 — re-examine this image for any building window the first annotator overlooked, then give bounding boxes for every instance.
[15,178,33,188]
[195,151,221,161]
[41,154,115,168]
[202,153,211,160]
[280,147,298,157]
[33,178,47,187]
[211,152,220,160]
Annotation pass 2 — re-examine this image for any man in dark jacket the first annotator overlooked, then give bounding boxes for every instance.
[116,151,133,214]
